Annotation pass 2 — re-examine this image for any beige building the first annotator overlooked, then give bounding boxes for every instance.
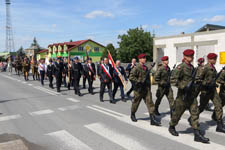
[25,37,45,58]
[154,24,225,70]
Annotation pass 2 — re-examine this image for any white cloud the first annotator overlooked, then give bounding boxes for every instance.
[85,10,114,19]
[203,15,225,22]
[151,25,161,29]
[142,24,149,30]
[168,18,195,26]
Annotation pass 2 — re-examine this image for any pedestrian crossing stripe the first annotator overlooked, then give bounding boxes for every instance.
[87,105,225,150]
[46,130,92,150]
[85,122,150,150]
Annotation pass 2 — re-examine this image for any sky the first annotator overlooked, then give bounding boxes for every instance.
[1,0,225,51]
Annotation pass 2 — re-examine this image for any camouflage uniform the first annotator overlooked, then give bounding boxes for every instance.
[154,64,174,111]
[198,63,223,121]
[22,60,30,81]
[169,62,200,130]
[129,64,155,115]
[217,70,225,107]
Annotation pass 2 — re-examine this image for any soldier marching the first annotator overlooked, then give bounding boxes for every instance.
[4,50,225,145]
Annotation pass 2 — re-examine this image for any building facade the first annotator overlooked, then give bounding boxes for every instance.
[154,24,225,70]
[47,39,105,62]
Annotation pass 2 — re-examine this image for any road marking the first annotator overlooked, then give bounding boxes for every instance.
[46,130,92,150]
[66,97,80,103]
[28,84,32,86]
[143,112,225,137]
[87,106,121,118]
[87,105,225,150]
[34,86,56,95]
[0,114,21,122]
[29,109,54,116]
[22,81,27,84]
[92,105,124,117]
[58,105,79,111]
[37,86,61,95]
[85,123,150,150]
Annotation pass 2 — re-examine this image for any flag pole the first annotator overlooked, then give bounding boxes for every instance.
[107,50,126,88]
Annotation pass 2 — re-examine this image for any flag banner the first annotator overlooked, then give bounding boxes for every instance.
[107,50,126,88]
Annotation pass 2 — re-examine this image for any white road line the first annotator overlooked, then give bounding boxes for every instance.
[66,98,80,103]
[0,114,21,122]
[87,105,225,150]
[87,106,121,118]
[143,112,225,137]
[29,109,54,116]
[92,105,125,117]
[85,122,150,150]
[58,105,79,111]
[28,84,32,86]
[34,86,56,95]
[37,86,61,95]
[22,81,27,84]
[46,130,92,150]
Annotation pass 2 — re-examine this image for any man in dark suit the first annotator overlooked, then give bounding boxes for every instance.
[113,60,128,101]
[72,57,83,96]
[126,58,136,97]
[99,57,114,103]
[47,59,55,89]
[54,57,64,92]
[84,58,96,95]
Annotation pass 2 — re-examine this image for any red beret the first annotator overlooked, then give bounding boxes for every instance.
[207,53,217,59]
[138,54,146,59]
[183,49,195,56]
[198,58,205,63]
[161,56,169,61]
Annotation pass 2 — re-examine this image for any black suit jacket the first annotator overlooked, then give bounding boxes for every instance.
[99,63,113,83]
[84,63,96,79]
[113,66,127,84]
[72,62,83,79]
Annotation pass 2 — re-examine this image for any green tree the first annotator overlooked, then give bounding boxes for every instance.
[102,43,117,60]
[117,27,154,62]
[16,46,25,58]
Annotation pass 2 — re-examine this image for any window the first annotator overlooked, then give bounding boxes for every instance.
[157,48,164,63]
[196,45,215,59]
[94,47,99,52]
[78,46,84,51]
[176,46,191,63]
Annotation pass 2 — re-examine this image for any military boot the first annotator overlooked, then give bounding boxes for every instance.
[194,129,210,143]
[216,121,225,133]
[187,117,192,127]
[211,111,217,121]
[130,113,137,122]
[150,115,161,126]
[168,126,179,136]
[154,106,161,116]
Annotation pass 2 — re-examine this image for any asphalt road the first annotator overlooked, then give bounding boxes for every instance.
[0,71,225,150]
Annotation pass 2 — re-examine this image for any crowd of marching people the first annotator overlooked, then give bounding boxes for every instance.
[2,49,225,144]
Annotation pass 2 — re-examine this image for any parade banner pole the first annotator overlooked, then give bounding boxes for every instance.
[107,50,126,88]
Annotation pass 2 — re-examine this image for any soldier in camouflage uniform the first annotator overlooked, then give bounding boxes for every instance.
[217,69,225,108]
[187,58,205,125]
[169,49,209,143]
[130,53,161,126]
[22,57,30,81]
[198,53,225,133]
[154,56,174,116]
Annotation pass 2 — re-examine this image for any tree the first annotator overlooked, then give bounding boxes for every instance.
[117,27,154,62]
[102,43,117,60]
[16,46,25,58]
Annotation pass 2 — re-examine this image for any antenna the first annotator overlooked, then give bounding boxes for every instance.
[5,0,15,53]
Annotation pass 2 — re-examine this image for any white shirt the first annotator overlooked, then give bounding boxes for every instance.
[38,63,47,72]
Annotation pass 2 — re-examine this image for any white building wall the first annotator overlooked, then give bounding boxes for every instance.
[155,31,225,70]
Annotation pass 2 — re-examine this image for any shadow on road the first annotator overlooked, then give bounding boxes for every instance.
[0,133,46,150]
